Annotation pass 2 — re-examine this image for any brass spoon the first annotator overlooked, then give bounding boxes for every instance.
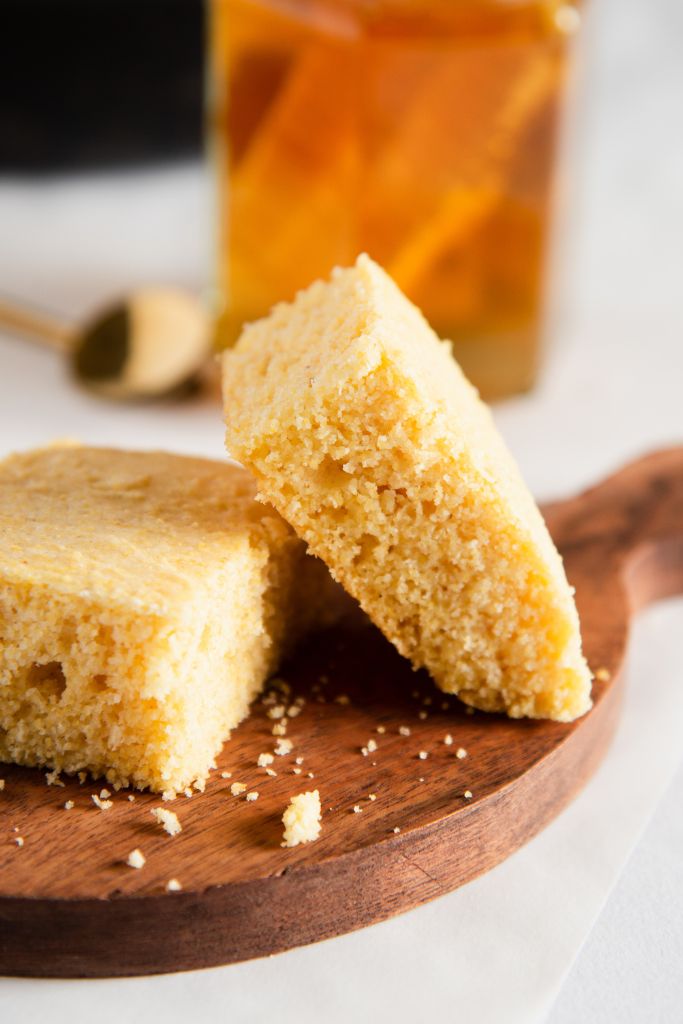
[0,289,212,400]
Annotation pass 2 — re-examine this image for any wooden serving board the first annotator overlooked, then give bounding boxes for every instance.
[1,449,682,978]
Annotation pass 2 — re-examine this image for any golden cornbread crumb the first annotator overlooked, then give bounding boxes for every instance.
[166,878,182,892]
[274,738,293,756]
[456,747,468,759]
[246,791,259,802]
[222,255,592,722]
[230,782,247,796]
[126,848,145,869]
[444,734,453,746]
[272,721,288,737]
[352,805,362,814]
[464,790,473,800]
[64,800,74,810]
[151,807,182,836]
[91,794,112,810]
[257,753,275,767]
[399,726,411,737]
[282,790,321,847]
[14,836,24,847]
[0,780,5,791]
[418,751,428,760]
[0,444,337,794]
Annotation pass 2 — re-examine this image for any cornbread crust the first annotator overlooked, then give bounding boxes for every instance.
[0,445,333,793]
[222,255,592,721]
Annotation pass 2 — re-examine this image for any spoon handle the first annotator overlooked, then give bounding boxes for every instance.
[0,297,71,353]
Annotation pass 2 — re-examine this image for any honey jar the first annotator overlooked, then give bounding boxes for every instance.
[210,0,581,398]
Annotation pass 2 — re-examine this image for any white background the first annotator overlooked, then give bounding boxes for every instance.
[0,0,682,1020]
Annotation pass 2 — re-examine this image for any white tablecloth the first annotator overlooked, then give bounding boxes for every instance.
[0,0,682,1019]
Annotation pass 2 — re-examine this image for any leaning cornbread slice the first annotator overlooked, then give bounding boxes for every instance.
[222,255,592,721]
[0,444,331,793]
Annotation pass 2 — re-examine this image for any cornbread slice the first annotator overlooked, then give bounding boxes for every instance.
[0,444,333,793]
[222,255,592,721]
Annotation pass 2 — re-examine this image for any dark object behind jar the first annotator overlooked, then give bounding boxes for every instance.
[0,0,203,173]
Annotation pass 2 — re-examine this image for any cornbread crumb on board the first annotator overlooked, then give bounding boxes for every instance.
[126,849,146,869]
[282,790,322,847]
[151,807,182,837]
[91,794,112,811]
[0,444,335,795]
[166,878,182,893]
[222,254,592,722]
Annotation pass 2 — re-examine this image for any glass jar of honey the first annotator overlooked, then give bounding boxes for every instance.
[210,0,581,398]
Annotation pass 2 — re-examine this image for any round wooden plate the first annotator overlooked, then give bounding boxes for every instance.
[1,450,681,977]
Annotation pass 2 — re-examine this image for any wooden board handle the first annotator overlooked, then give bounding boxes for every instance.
[544,448,683,613]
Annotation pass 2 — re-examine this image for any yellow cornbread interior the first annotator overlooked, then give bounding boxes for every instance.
[222,255,592,721]
[0,445,328,793]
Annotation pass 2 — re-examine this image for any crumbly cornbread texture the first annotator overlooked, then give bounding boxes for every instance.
[282,790,322,847]
[0,444,332,793]
[222,255,592,721]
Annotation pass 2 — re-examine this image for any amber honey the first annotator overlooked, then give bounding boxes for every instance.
[210,0,580,398]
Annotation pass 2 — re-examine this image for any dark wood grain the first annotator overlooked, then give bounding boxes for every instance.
[1,448,682,977]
